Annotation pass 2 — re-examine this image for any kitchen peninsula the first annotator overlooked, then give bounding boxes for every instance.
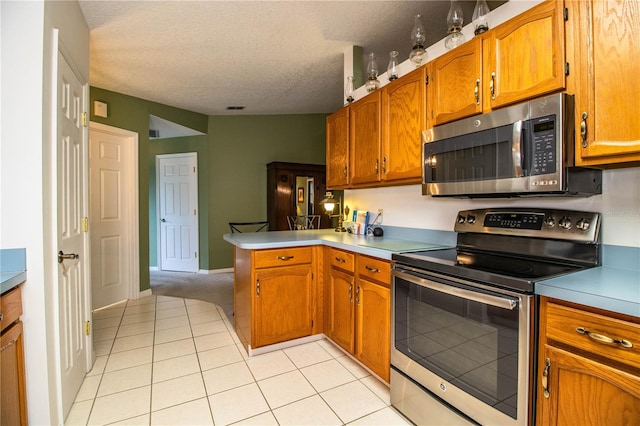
[223,228,451,382]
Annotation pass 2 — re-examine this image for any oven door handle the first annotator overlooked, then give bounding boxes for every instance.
[393,270,519,310]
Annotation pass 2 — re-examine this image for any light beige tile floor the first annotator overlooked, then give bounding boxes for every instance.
[65,295,410,425]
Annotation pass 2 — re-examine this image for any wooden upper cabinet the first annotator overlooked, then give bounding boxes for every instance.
[568,0,640,166]
[326,107,349,188]
[429,38,483,126]
[429,0,566,127]
[381,66,426,184]
[485,0,566,110]
[349,92,381,185]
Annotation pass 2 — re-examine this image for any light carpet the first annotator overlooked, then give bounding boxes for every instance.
[150,270,234,322]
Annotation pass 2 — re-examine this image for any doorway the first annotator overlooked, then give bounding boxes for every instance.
[88,122,140,310]
[156,153,200,273]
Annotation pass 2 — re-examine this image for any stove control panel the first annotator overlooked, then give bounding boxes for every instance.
[454,208,601,242]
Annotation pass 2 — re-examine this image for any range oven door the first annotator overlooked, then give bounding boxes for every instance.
[391,266,533,426]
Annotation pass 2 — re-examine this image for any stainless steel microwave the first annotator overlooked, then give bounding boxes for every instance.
[422,93,602,198]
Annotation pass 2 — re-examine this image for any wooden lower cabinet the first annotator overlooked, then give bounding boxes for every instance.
[325,266,355,353]
[234,246,318,352]
[324,248,391,382]
[355,277,390,382]
[232,243,391,382]
[536,297,640,425]
[1,286,27,426]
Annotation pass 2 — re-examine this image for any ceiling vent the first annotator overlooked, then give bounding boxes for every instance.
[149,129,160,138]
[225,106,246,111]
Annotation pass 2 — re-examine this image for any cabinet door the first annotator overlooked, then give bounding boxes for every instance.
[429,37,483,125]
[486,0,565,109]
[571,0,640,166]
[381,66,426,183]
[254,265,313,348]
[349,92,381,186]
[1,321,27,426]
[326,107,350,188]
[326,267,355,353]
[355,279,390,382]
[537,345,640,426]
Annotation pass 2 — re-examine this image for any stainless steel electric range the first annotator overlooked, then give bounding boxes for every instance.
[391,208,601,426]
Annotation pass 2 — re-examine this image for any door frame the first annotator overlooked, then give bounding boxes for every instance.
[155,152,200,272]
[89,121,140,301]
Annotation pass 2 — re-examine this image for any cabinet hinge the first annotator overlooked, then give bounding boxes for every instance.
[425,75,429,85]
[563,7,568,21]
[565,62,570,76]
[85,321,91,336]
[195,252,198,258]
[82,112,88,127]
[311,320,314,328]
[82,217,89,232]
[194,209,197,215]
[193,166,196,173]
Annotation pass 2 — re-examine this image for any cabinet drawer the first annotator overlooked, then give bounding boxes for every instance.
[254,247,313,269]
[545,301,640,370]
[356,255,390,287]
[1,287,22,333]
[329,248,355,273]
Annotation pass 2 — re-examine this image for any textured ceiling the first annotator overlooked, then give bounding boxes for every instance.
[80,1,504,116]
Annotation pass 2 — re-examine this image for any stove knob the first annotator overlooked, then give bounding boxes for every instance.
[559,216,573,230]
[457,215,466,224]
[544,216,555,227]
[576,218,590,231]
[467,214,476,224]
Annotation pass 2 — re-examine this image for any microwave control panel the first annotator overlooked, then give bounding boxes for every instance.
[529,114,557,176]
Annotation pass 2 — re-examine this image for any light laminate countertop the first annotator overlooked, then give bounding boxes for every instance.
[224,230,640,318]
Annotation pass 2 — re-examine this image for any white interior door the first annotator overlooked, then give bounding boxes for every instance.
[157,153,199,272]
[57,53,89,418]
[89,122,139,309]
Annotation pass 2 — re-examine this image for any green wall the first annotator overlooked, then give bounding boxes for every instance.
[208,115,327,268]
[89,87,327,290]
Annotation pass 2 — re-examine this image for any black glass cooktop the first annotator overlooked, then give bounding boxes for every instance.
[393,248,586,293]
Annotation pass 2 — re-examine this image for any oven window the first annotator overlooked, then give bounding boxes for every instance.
[424,124,516,183]
[394,276,519,419]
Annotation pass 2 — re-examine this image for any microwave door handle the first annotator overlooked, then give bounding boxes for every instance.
[512,120,523,177]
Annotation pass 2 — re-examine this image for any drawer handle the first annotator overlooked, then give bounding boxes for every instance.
[365,265,380,273]
[576,327,633,348]
[335,257,346,263]
[277,256,294,261]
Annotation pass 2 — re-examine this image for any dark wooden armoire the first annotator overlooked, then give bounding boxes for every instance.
[267,162,330,231]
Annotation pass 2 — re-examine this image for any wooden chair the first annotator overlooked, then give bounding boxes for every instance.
[228,221,269,233]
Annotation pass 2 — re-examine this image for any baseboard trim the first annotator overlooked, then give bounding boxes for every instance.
[138,289,152,299]
[199,268,233,274]
[247,334,325,357]
[149,267,233,274]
